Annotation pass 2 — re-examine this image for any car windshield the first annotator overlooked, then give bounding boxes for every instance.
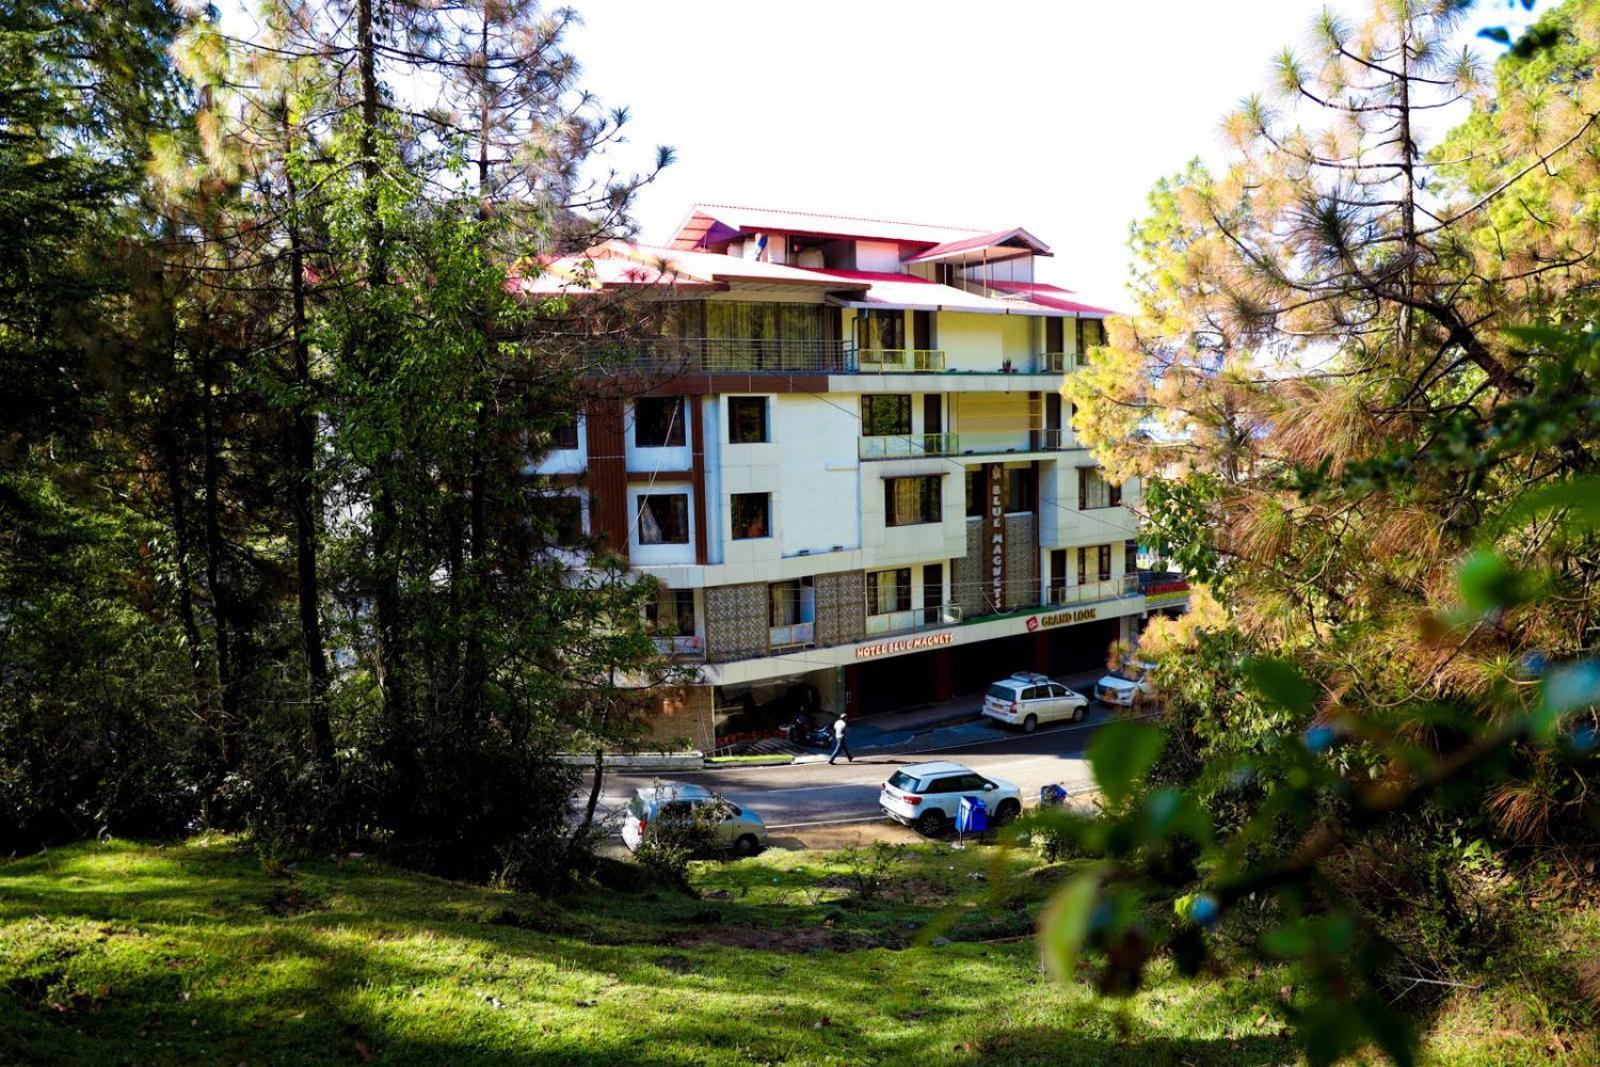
[986,684,1015,701]
[887,770,923,792]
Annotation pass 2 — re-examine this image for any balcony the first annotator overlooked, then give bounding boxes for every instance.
[1035,428,1069,451]
[608,336,853,374]
[1044,575,1141,606]
[653,634,707,660]
[1037,352,1069,373]
[768,621,815,651]
[856,349,947,373]
[859,432,960,461]
[864,603,964,637]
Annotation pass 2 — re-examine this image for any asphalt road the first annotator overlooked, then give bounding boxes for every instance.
[599,711,1111,831]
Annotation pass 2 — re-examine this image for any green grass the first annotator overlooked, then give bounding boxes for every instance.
[703,754,795,766]
[0,837,1591,1066]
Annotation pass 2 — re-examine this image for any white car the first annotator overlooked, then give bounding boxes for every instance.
[1095,661,1158,707]
[879,760,1022,836]
[620,782,768,857]
[982,672,1089,732]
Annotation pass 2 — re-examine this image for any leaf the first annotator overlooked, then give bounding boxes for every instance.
[1086,719,1165,805]
[1494,477,1600,536]
[1457,549,1522,615]
[1532,660,1600,741]
[1039,867,1102,982]
[1244,657,1315,716]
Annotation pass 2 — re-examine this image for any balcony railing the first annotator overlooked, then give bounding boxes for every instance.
[1044,575,1141,606]
[1037,351,1070,373]
[1035,428,1068,451]
[605,336,854,373]
[652,634,706,659]
[768,621,815,650]
[856,348,946,373]
[864,603,963,637]
[859,432,960,460]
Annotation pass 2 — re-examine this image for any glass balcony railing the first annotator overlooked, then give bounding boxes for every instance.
[859,432,960,460]
[768,621,815,650]
[604,337,853,373]
[864,603,963,637]
[855,348,946,373]
[1044,575,1141,606]
[652,634,706,659]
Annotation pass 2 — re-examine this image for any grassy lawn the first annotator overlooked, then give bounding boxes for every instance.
[0,836,1590,1065]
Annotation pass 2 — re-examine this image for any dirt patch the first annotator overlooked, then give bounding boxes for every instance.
[671,923,903,953]
[4,971,108,1016]
[770,823,924,851]
[265,886,328,917]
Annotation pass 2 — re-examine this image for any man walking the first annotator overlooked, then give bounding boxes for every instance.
[828,711,853,764]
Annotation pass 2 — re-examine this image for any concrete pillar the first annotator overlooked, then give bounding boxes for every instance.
[1034,630,1051,674]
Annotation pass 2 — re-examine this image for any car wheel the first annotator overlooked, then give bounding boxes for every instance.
[732,834,760,858]
[1023,713,1038,733]
[915,809,948,837]
[994,799,1021,824]
[1074,703,1086,723]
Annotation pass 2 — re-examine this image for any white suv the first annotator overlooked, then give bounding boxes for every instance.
[982,672,1089,732]
[879,760,1022,836]
[1095,661,1158,708]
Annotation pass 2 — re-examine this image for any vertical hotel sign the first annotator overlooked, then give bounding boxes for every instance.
[986,463,1006,612]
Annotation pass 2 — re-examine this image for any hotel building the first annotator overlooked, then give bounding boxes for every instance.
[530,204,1186,750]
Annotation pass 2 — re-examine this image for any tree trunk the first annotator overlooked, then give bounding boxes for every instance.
[197,341,239,768]
[283,109,336,776]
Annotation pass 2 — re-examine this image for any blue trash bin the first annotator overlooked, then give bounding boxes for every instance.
[1040,783,1067,808]
[957,795,988,835]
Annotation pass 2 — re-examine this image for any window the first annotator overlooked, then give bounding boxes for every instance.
[927,776,965,795]
[856,308,905,351]
[869,568,912,615]
[534,494,583,546]
[769,577,815,627]
[728,396,769,443]
[1050,548,1068,595]
[1046,317,1065,352]
[884,476,941,527]
[1125,539,1139,574]
[646,589,696,637]
[1098,544,1113,581]
[1023,686,1045,701]
[635,397,685,448]
[730,492,770,540]
[1079,467,1118,510]
[1078,546,1089,584]
[550,416,579,451]
[861,394,912,436]
[966,469,984,518]
[638,493,689,544]
[1006,467,1035,514]
[1049,683,1069,698]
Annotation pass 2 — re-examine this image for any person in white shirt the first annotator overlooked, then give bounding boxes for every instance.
[828,712,852,764]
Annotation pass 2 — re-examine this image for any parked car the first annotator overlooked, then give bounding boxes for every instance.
[1095,661,1159,708]
[982,671,1089,732]
[879,760,1022,836]
[620,782,768,857]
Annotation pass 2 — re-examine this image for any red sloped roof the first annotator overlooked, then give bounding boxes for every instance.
[668,203,994,249]
[986,280,1118,316]
[902,227,1052,263]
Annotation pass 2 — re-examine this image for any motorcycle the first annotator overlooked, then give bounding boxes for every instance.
[786,713,832,748]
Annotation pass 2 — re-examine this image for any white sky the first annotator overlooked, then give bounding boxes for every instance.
[565,0,1531,309]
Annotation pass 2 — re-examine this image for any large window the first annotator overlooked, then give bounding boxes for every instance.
[884,476,942,527]
[1079,467,1120,510]
[1006,467,1036,514]
[730,493,771,540]
[1098,544,1113,581]
[728,396,769,443]
[550,415,579,451]
[638,493,689,544]
[533,494,583,546]
[966,469,984,518]
[855,308,905,351]
[861,394,912,436]
[646,589,696,637]
[869,568,912,615]
[635,397,686,448]
[769,577,815,627]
